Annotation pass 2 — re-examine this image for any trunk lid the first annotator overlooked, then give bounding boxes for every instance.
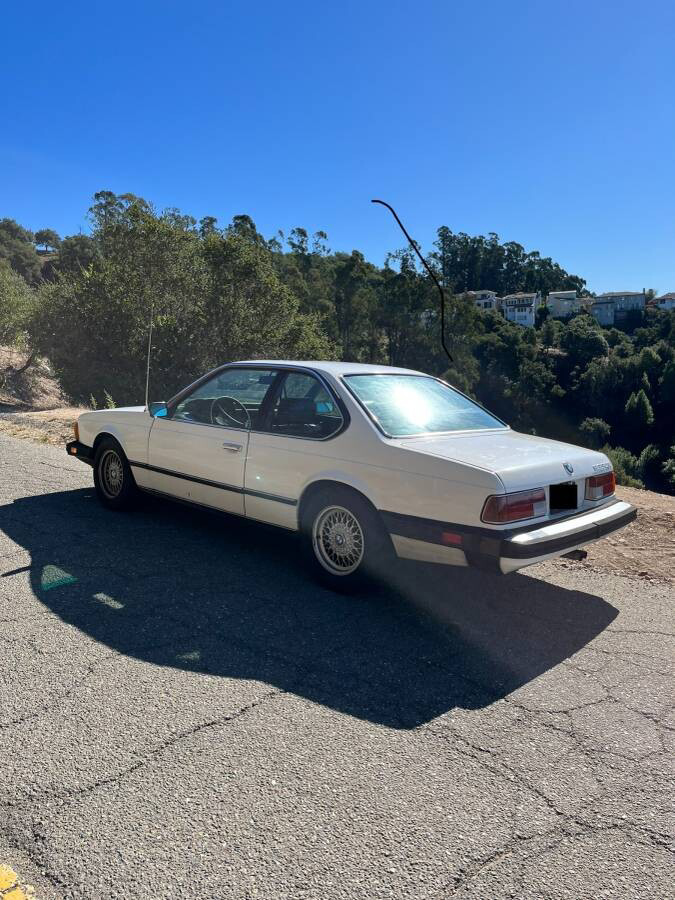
[394,428,610,493]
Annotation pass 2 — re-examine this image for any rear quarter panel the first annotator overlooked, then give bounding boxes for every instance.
[245,409,502,531]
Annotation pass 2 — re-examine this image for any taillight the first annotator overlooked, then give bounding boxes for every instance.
[481,488,547,524]
[585,472,615,500]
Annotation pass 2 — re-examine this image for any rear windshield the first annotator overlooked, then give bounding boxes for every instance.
[344,374,505,437]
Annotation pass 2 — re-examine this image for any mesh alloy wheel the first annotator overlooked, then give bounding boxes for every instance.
[312,505,365,576]
[98,449,125,500]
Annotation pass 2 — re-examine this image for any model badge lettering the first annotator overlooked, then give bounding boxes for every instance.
[593,462,611,474]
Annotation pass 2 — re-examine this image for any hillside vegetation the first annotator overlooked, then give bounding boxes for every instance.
[1,193,673,494]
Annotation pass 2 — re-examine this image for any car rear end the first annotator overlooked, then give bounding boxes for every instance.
[469,467,636,574]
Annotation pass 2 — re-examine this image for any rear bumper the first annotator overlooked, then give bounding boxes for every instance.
[383,499,637,574]
[66,440,94,466]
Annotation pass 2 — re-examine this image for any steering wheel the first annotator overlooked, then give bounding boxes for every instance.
[210,395,251,429]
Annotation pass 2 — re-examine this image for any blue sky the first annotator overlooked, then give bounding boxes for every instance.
[1,0,673,293]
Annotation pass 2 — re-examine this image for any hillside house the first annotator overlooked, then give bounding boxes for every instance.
[546,290,584,318]
[502,292,541,327]
[656,292,675,311]
[591,291,645,326]
[466,290,499,311]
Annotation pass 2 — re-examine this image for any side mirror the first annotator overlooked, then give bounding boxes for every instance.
[149,401,168,418]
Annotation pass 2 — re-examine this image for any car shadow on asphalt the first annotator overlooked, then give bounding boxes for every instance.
[1,488,618,729]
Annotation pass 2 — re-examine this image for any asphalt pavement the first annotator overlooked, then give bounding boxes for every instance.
[0,432,673,899]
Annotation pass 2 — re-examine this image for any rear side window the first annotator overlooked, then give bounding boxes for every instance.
[267,372,343,439]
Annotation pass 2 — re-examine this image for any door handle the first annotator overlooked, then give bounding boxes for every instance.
[221,442,243,452]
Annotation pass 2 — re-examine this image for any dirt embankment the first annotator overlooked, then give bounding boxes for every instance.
[551,484,674,583]
[1,348,672,583]
[0,347,88,444]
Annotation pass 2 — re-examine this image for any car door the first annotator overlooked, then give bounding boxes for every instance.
[144,367,279,515]
[245,370,346,528]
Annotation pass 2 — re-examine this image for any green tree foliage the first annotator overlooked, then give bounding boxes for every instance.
[624,389,654,429]
[54,234,99,274]
[662,447,675,489]
[0,219,42,283]
[431,228,586,296]
[579,417,611,448]
[34,229,61,252]
[636,444,662,489]
[600,445,645,489]
[0,260,35,347]
[30,193,333,406]
[559,315,609,366]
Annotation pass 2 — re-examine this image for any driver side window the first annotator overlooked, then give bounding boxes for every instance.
[172,368,278,430]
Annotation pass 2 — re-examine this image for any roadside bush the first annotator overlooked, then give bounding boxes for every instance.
[600,444,644,489]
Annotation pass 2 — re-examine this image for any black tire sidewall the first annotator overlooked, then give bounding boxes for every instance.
[93,438,137,510]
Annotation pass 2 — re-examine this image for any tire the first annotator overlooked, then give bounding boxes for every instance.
[300,486,394,592]
[93,437,138,511]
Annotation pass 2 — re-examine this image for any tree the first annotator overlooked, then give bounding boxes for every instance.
[579,417,611,448]
[430,228,586,296]
[332,251,376,360]
[601,445,644,488]
[624,389,654,429]
[0,219,42,283]
[662,447,675,489]
[30,193,334,406]
[0,260,35,347]
[198,216,219,237]
[55,234,99,274]
[535,305,550,328]
[540,317,562,347]
[34,229,61,253]
[559,315,609,366]
[636,444,662,489]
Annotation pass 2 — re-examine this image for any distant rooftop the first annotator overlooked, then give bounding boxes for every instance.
[596,291,643,298]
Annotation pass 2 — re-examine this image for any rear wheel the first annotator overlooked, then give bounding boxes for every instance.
[301,487,393,592]
[93,438,138,510]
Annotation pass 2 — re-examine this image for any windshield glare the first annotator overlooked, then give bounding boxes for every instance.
[344,374,505,437]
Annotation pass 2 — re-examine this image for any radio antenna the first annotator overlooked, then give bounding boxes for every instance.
[144,296,155,411]
[371,199,453,364]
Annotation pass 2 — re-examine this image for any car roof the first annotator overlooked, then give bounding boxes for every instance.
[231,360,427,377]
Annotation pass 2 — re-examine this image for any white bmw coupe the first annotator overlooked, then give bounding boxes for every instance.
[67,361,636,589]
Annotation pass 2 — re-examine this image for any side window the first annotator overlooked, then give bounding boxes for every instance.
[267,372,343,439]
[172,368,278,430]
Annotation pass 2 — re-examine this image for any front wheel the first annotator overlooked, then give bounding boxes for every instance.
[301,487,393,592]
[93,438,138,510]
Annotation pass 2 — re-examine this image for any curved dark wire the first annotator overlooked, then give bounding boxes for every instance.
[371,199,453,364]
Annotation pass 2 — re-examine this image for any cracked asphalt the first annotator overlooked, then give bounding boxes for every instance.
[0,432,673,899]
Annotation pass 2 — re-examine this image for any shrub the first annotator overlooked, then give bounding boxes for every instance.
[0,260,34,348]
[579,417,610,448]
[600,444,644,488]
